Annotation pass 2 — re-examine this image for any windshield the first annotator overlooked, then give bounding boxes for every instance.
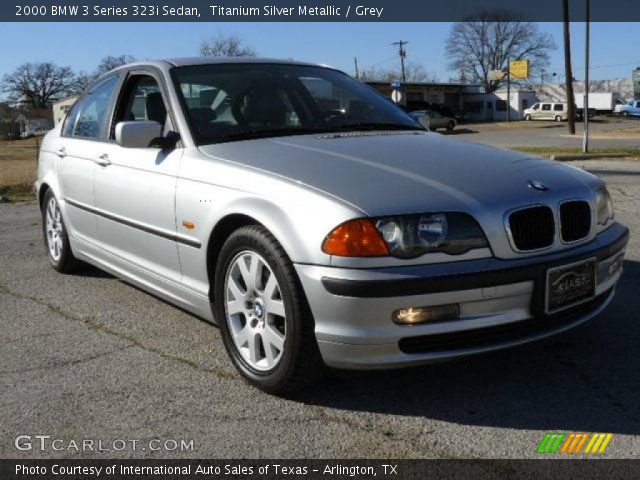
[172,63,421,144]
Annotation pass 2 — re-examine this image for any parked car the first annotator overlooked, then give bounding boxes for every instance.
[523,102,569,121]
[409,110,457,131]
[21,126,50,139]
[620,100,640,117]
[37,58,628,393]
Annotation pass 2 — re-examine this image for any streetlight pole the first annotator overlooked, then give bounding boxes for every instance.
[583,0,590,153]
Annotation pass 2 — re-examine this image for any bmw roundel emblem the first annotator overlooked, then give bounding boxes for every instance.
[528,180,550,192]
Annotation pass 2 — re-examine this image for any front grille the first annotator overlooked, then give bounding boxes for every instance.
[508,206,555,251]
[398,288,612,354]
[560,200,591,242]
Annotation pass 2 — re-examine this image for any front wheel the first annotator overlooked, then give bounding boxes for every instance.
[213,225,324,394]
[524,114,531,121]
[555,115,563,122]
[622,111,629,117]
[42,190,81,273]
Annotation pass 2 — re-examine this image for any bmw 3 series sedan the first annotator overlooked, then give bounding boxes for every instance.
[37,58,628,393]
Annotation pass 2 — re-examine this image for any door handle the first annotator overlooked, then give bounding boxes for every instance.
[95,153,111,167]
[55,147,66,158]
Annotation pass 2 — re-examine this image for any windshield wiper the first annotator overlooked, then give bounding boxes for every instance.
[206,127,326,144]
[328,122,423,132]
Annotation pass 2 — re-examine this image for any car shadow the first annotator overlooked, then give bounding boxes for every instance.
[293,260,640,435]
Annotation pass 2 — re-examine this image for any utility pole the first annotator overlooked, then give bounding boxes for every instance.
[583,0,590,153]
[392,40,408,82]
[506,58,511,122]
[562,0,576,135]
[354,57,359,79]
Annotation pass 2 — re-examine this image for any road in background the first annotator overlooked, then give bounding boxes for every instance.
[1,161,638,459]
[447,116,640,149]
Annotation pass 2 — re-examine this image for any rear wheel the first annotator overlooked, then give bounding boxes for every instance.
[42,190,81,273]
[446,121,455,131]
[213,225,324,394]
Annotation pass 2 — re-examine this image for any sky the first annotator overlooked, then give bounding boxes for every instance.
[0,22,638,87]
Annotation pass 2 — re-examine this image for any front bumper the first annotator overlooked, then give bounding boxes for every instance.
[295,223,628,369]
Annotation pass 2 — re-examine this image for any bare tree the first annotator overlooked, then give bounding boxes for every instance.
[446,9,556,92]
[359,62,437,82]
[200,34,256,57]
[96,54,136,75]
[1,62,77,108]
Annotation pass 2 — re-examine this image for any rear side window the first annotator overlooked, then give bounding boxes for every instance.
[541,104,551,111]
[553,104,564,111]
[63,75,119,140]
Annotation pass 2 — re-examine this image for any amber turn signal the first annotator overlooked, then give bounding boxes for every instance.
[322,219,390,257]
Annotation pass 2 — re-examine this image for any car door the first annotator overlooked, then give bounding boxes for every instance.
[92,70,183,283]
[56,74,121,245]
[540,103,552,119]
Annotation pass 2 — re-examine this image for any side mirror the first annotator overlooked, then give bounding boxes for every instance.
[115,121,163,148]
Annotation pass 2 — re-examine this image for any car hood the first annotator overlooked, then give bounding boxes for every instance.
[199,131,600,216]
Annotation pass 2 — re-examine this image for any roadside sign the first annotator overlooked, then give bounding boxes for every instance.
[510,60,530,79]
[391,81,401,90]
[489,70,504,81]
[391,90,403,103]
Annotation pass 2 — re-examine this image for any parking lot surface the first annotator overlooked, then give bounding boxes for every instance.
[1,160,639,459]
[449,116,640,149]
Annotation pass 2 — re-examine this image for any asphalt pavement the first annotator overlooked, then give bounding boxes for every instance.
[447,116,640,149]
[1,160,639,459]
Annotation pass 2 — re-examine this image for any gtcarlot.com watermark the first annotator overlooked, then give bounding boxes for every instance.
[15,434,194,453]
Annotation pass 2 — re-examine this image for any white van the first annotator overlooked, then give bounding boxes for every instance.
[523,103,567,122]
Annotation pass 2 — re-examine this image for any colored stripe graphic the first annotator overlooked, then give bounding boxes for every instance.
[537,433,566,454]
[584,433,613,454]
[540,432,613,454]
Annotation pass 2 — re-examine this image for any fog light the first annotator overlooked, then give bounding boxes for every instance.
[392,304,460,325]
[608,255,624,277]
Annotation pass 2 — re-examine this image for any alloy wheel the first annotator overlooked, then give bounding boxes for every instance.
[45,197,64,261]
[224,250,287,371]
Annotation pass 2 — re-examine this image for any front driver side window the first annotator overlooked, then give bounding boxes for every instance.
[63,75,119,140]
[114,75,168,134]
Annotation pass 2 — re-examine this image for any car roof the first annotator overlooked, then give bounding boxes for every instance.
[165,57,326,67]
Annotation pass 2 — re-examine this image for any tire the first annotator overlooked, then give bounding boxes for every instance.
[524,114,531,121]
[42,190,81,273]
[446,121,455,131]
[554,115,562,122]
[429,127,437,131]
[213,225,324,394]
[622,111,629,117]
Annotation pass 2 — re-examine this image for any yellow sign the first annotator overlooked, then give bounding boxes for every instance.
[510,60,530,79]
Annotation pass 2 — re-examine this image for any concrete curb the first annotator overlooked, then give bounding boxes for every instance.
[551,153,637,161]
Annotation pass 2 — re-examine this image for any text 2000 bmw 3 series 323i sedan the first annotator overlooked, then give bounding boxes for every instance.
[36,58,628,393]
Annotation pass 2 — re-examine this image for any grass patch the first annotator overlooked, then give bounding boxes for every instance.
[512,146,640,159]
[0,182,35,203]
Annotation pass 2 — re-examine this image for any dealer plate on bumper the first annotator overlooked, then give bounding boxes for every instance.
[546,258,597,314]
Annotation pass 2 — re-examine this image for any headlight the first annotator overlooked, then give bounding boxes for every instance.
[595,187,614,226]
[322,213,488,258]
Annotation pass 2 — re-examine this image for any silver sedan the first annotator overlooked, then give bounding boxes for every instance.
[36,58,628,393]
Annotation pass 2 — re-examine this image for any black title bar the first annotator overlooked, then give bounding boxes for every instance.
[4,0,640,22]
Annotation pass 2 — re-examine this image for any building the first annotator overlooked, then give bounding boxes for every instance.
[365,80,483,111]
[633,67,640,98]
[53,96,79,126]
[463,89,538,121]
[15,109,53,135]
